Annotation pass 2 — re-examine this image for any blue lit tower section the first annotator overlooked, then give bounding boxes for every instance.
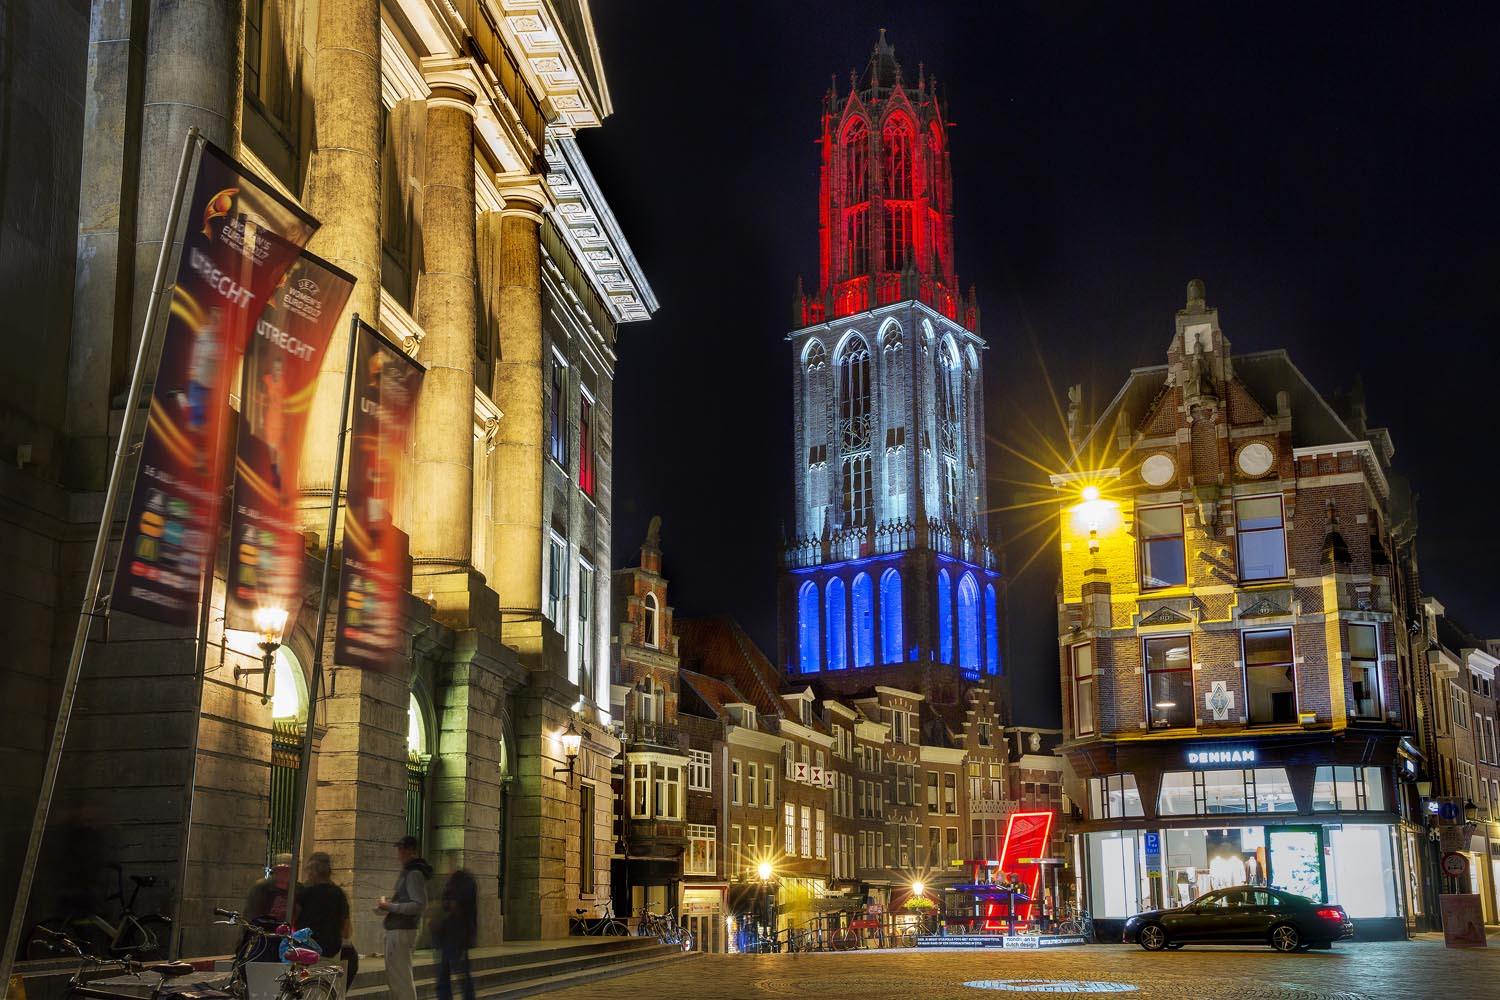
[777,33,1004,709]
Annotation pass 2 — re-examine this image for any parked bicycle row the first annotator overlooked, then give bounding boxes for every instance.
[567,901,695,951]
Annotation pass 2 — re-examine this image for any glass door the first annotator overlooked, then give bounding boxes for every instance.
[1266,826,1325,902]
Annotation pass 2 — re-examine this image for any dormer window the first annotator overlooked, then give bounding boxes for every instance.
[643,592,660,648]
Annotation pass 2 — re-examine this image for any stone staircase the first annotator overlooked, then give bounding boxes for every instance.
[347,937,695,1000]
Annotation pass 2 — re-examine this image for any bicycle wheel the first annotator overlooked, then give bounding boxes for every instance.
[116,914,170,960]
[288,974,338,1000]
[899,926,918,949]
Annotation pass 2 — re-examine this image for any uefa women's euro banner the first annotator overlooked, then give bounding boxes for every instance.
[333,323,424,671]
[224,252,354,630]
[113,142,317,625]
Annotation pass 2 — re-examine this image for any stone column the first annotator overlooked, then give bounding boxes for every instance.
[491,189,547,659]
[131,0,240,350]
[302,0,382,499]
[410,85,478,621]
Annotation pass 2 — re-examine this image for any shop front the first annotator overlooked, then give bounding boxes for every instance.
[1069,733,1410,941]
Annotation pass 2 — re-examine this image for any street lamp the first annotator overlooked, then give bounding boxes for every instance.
[554,719,582,786]
[236,605,288,704]
[911,880,925,898]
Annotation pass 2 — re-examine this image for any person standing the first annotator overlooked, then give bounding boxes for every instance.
[239,855,296,965]
[435,869,477,1000]
[296,853,351,998]
[378,836,431,1000]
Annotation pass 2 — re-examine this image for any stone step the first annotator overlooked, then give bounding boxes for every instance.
[467,951,698,1000]
[347,938,685,999]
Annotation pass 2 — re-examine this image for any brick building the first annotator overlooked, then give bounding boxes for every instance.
[4,0,654,954]
[1052,281,1420,940]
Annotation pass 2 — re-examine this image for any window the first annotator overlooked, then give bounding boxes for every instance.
[943,772,957,814]
[1145,635,1194,730]
[747,760,758,805]
[842,454,872,529]
[1138,505,1186,590]
[879,569,903,664]
[686,824,716,875]
[549,354,567,466]
[927,772,940,814]
[1088,774,1144,819]
[945,828,959,867]
[762,763,774,807]
[652,765,682,820]
[1158,768,1298,815]
[630,763,649,818]
[730,824,742,871]
[957,573,980,676]
[797,581,820,672]
[937,569,953,663]
[578,391,595,497]
[731,759,742,805]
[1071,642,1095,736]
[1453,684,1468,730]
[883,203,913,270]
[815,808,826,858]
[784,803,796,854]
[838,342,872,527]
[1479,715,1488,762]
[1488,717,1498,765]
[1236,496,1287,581]
[746,825,758,866]
[1244,628,1297,725]
[689,749,712,792]
[547,534,568,624]
[800,804,811,856]
[577,561,594,698]
[826,577,847,670]
[579,783,595,894]
[637,678,663,724]
[1348,623,1381,719]
[643,593,660,648]
[1313,766,1387,812]
[852,572,874,667]
[985,584,1000,675]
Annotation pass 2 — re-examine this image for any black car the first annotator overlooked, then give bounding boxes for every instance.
[1122,885,1354,952]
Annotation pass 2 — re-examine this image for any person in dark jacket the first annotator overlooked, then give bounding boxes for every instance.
[435,869,478,1000]
[377,836,432,1000]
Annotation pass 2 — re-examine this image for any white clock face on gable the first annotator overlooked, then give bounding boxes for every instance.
[1236,441,1274,478]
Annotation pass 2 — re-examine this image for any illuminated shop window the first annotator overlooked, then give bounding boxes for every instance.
[1312,766,1387,812]
[1087,774,1144,819]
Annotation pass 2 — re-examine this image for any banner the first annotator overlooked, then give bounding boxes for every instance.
[112,141,317,625]
[224,252,355,629]
[333,323,424,671]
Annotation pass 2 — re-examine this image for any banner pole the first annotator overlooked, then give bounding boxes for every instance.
[1,126,202,993]
[282,313,360,931]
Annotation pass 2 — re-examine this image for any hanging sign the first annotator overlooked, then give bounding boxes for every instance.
[333,323,424,671]
[112,141,317,624]
[224,251,354,630]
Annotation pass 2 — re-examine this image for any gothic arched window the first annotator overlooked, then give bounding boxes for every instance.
[839,339,873,528]
[843,119,870,276]
[826,577,847,670]
[985,583,1001,675]
[798,581,820,673]
[852,572,874,668]
[884,116,915,200]
[957,573,980,677]
[880,568,904,665]
[643,592,660,648]
[937,569,953,664]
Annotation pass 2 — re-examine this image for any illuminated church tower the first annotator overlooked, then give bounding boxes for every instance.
[779,32,1003,709]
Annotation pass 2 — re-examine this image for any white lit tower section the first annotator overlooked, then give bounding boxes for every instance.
[778,32,1003,710]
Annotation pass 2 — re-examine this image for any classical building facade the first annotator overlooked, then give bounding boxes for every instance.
[777,32,1005,713]
[1053,281,1423,940]
[3,0,653,954]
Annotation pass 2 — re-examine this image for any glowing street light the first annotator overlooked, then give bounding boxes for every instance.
[757,861,773,882]
[237,605,288,704]
[911,880,925,898]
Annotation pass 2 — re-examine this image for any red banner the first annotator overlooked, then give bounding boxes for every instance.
[994,810,1054,925]
[113,141,317,625]
[333,323,423,671]
[224,252,354,630]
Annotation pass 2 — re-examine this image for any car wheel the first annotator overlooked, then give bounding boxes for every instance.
[1270,924,1301,953]
[1138,923,1168,952]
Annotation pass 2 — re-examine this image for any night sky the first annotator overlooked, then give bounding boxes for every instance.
[579,2,1500,727]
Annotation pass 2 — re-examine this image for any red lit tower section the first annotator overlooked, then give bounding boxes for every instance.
[804,30,969,327]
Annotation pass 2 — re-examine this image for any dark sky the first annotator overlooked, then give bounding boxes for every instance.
[579,2,1500,727]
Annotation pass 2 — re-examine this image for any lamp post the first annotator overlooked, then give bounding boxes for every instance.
[554,719,583,787]
[757,862,774,947]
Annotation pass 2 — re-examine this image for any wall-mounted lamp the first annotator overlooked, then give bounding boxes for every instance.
[235,605,288,704]
[1464,798,1480,825]
[554,719,583,786]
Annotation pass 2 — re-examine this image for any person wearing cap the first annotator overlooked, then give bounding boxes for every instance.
[377,836,431,1000]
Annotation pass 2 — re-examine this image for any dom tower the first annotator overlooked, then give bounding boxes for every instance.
[779,32,1005,711]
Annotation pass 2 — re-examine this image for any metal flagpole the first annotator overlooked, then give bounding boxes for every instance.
[1,127,202,993]
[282,313,360,931]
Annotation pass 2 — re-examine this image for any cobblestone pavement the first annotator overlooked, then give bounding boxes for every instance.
[544,940,1500,999]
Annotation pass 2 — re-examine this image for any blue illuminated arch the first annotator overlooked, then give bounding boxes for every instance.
[880,568,904,664]
[798,581,820,673]
[985,583,1000,675]
[957,572,980,676]
[937,569,953,664]
[826,577,847,671]
[852,572,874,667]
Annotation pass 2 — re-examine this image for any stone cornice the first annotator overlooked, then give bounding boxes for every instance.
[492,0,611,130]
[542,131,656,323]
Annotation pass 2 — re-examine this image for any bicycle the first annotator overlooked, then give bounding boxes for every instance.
[26,926,199,1000]
[638,908,695,951]
[211,908,340,1000]
[27,864,172,961]
[569,900,628,937]
[1055,906,1094,940]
